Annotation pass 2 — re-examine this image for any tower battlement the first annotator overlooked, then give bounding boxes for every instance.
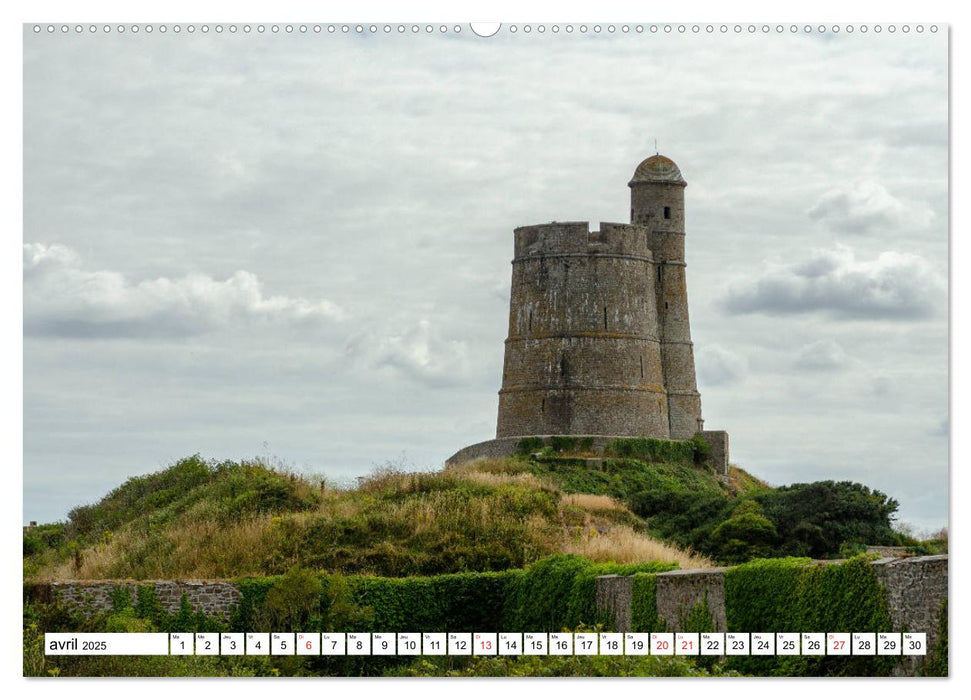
[513,222,653,259]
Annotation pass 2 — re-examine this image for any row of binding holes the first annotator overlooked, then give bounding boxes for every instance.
[32,24,464,34]
[33,24,939,34]
[508,24,935,34]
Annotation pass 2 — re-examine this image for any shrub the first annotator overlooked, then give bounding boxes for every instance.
[258,567,323,631]
[515,437,545,456]
[709,511,779,564]
[604,438,695,463]
[630,573,664,633]
[724,556,895,676]
[502,555,677,631]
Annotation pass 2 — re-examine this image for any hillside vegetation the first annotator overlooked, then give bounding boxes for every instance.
[24,455,711,580]
[24,444,911,581]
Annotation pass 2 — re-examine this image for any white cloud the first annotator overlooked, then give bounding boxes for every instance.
[346,318,470,388]
[807,181,934,235]
[792,340,852,371]
[722,245,944,320]
[23,242,344,338]
[697,344,747,387]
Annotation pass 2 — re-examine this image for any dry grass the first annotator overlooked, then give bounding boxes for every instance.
[458,470,554,491]
[559,493,628,513]
[447,457,531,476]
[560,525,713,569]
[31,456,716,580]
[727,464,771,496]
[43,517,279,580]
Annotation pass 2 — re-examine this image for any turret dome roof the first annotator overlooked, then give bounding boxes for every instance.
[630,155,686,185]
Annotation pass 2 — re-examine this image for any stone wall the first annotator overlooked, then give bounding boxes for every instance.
[874,555,948,674]
[595,574,633,632]
[445,433,722,470]
[655,567,728,632]
[595,556,948,673]
[25,580,242,620]
[700,430,729,475]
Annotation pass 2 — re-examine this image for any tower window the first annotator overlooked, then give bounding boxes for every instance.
[665,302,669,310]
[663,206,671,220]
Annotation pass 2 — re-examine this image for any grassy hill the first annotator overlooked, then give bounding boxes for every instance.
[24,455,712,580]
[24,445,912,581]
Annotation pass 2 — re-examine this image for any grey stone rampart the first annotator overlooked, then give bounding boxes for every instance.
[595,555,948,674]
[595,574,633,632]
[700,430,730,475]
[445,434,696,467]
[873,555,948,674]
[655,567,729,632]
[25,579,242,620]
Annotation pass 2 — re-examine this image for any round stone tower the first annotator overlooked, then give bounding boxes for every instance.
[495,220,670,438]
[629,155,703,438]
[448,154,728,472]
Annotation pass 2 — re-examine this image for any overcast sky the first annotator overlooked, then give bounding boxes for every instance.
[23,25,948,532]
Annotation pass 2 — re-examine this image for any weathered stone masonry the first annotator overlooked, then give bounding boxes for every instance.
[25,580,242,620]
[448,155,730,473]
[595,555,948,673]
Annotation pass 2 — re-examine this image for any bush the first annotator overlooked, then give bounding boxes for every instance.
[604,438,695,463]
[630,573,664,632]
[754,481,899,559]
[258,566,323,631]
[709,508,779,564]
[502,555,676,631]
[724,556,895,676]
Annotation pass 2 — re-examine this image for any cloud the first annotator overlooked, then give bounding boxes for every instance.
[697,344,747,387]
[24,242,344,338]
[346,318,470,388]
[792,340,852,371]
[807,181,933,235]
[721,245,944,320]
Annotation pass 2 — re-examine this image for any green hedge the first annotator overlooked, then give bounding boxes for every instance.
[502,555,677,632]
[724,555,896,676]
[351,570,519,632]
[630,573,664,633]
[228,556,680,635]
[604,437,696,463]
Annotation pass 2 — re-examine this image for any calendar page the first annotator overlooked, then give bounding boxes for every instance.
[21,6,949,683]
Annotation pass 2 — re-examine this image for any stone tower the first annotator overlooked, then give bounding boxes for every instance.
[628,155,704,438]
[447,154,727,472]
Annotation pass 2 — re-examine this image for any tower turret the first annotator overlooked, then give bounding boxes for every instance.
[629,154,703,438]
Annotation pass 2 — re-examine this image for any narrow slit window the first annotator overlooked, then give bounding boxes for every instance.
[663,206,671,220]
[640,355,644,379]
[603,306,608,330]
[665,301,669,310]
[528,310,532,332]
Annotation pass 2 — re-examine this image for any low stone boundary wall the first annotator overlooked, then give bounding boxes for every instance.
[25,579,242,620]
[446,433,729,474]
[874,555,948,656]
[596,555,948,673]
[655,566,729,632]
